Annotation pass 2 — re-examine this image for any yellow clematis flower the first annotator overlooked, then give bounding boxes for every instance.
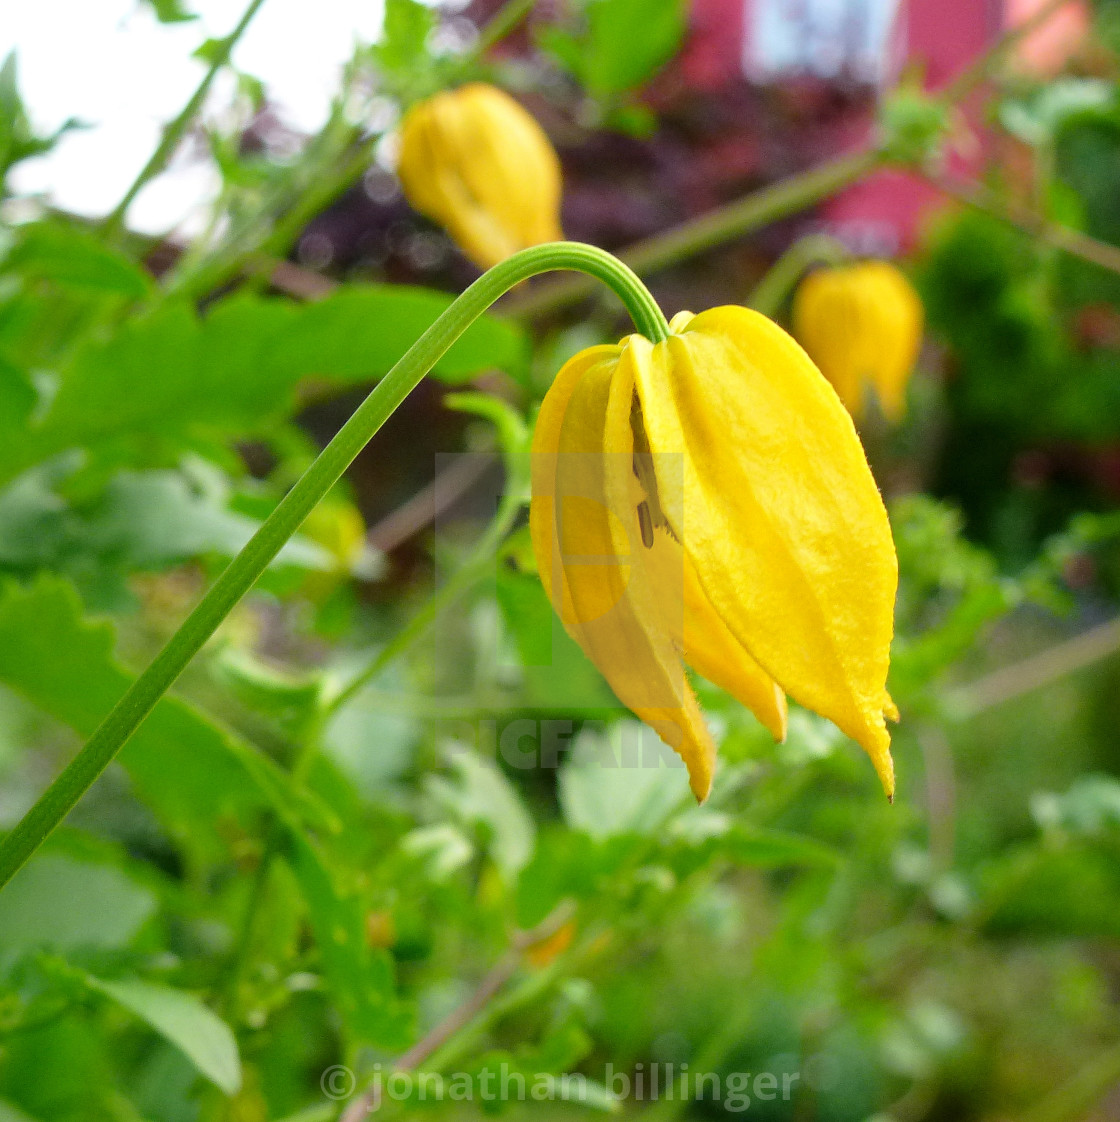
[397,83,564,271]
[530,307,898,802]
[792,261,924,422]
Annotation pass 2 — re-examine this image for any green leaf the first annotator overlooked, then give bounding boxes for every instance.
[494,567,616,708]
[559,721,688,839]
[516,829,613,927]
[0,286,526,483]
[193,37,231,65]
[86,977,241,1094]
[0,577,335,860]
[2,222,152,298]
[999,79,1115,146]
[540,0,687,98]
[374,0,437,73]
[0,853,155,955]
[0,461,335,596]
[495,567,556,668]
[78,468,334,572]
[585,0,687,95]
[142,0,197,22]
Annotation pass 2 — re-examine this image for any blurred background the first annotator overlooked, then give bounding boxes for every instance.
[1,1,1120,1120]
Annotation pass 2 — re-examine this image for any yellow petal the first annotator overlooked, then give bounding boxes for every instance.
[629,460,788,742]
[682,553,788,742]
[857,262,924,422]
[793,262,924,423]
[627,308,898,796]
[530,347,717,800]
[397,83,563,271]
[792,270,869,416]
[529,344,621,620]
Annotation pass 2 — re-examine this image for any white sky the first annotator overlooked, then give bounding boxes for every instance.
[2,0,389,235]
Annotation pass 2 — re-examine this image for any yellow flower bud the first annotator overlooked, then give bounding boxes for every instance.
[792,261,924,422]
[531,307,898,802]
[397,83,564,271]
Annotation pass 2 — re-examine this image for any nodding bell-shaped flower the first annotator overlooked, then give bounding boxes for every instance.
[397,83,563,271]
[530,307,899,802]
[792,261,924,422]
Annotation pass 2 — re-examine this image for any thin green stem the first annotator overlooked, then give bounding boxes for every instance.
[501,148,883,322]
[221,496,521,1015]
[104,0,268,238]
[0,242,666,893]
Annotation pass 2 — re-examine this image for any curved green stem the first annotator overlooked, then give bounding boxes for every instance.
[0,242,667,893]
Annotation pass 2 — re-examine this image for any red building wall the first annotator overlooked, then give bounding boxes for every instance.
[679,0,1084,252]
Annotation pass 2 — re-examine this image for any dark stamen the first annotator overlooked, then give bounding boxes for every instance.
[637,501,654,549]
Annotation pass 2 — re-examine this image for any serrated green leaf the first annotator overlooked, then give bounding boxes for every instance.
[0,286,526,484]
[0,462,335,599]
[86,977,240,1094]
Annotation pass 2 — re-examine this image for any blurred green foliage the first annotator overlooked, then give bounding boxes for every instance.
[0,4,1118,1122]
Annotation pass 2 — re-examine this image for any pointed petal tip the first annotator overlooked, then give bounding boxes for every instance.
[690,774,712,804]
[877,756,896,803]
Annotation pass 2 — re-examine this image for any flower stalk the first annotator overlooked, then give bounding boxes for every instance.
[0,242,667,893]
